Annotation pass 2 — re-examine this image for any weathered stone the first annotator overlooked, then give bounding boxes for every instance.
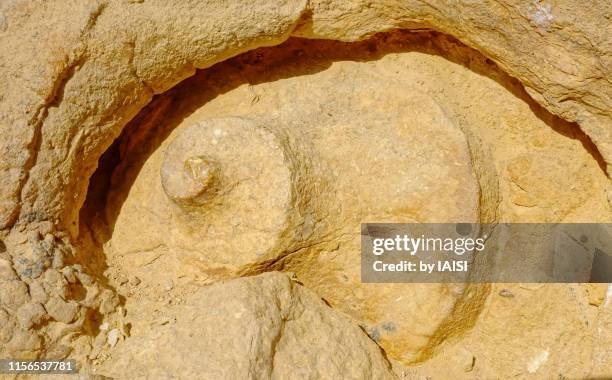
[106,328,120,348]
[0,279,30,312]
[0,256,17,280]
[16,302,46,329]
[98,272,396,379]
[6,328,42,358]
[41,269,69,299]
[0,0,610,378]
[28,280,49,304]
[110,117,322,278]
[0,308,15,344]
[98,289,119,315]
[104,74,486,362]
[0,0,610,235]
[45,296,79,324]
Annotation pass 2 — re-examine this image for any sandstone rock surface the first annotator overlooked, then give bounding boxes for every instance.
[93,34,608,367]
[0,1,610,379]
[0,0,610,234]
[98,272,396,380]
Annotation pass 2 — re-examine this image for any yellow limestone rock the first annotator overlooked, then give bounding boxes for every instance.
[98,272,396,380]
[104,73,485,363]
[109,116,321,276]
[0,0,610,378]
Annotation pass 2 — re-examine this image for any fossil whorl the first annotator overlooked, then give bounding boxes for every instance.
[108,117,325,278]
[103,72,494,364]
[0,1,609,373]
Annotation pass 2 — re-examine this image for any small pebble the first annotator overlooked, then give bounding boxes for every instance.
[107,329,120,347]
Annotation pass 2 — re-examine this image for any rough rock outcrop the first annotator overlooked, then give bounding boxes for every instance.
[98,272,396,380]
[103,75,484,363]
[0,226,118,361]
[0,0,610,234]
[0,1,610,379]
[89,33,609,373]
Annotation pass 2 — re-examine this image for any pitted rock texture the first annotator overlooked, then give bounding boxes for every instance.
[98,272,396,380]
[0,225,119,361]
[0,1,610,379]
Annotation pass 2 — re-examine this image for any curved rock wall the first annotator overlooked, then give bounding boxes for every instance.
[0,0,610,234]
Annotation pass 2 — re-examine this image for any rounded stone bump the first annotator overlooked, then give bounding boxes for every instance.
[161,154,221,206]
[149,117,320,272]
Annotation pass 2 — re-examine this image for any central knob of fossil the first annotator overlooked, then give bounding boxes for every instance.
[161,155,220,206]
[152,116,314,274]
